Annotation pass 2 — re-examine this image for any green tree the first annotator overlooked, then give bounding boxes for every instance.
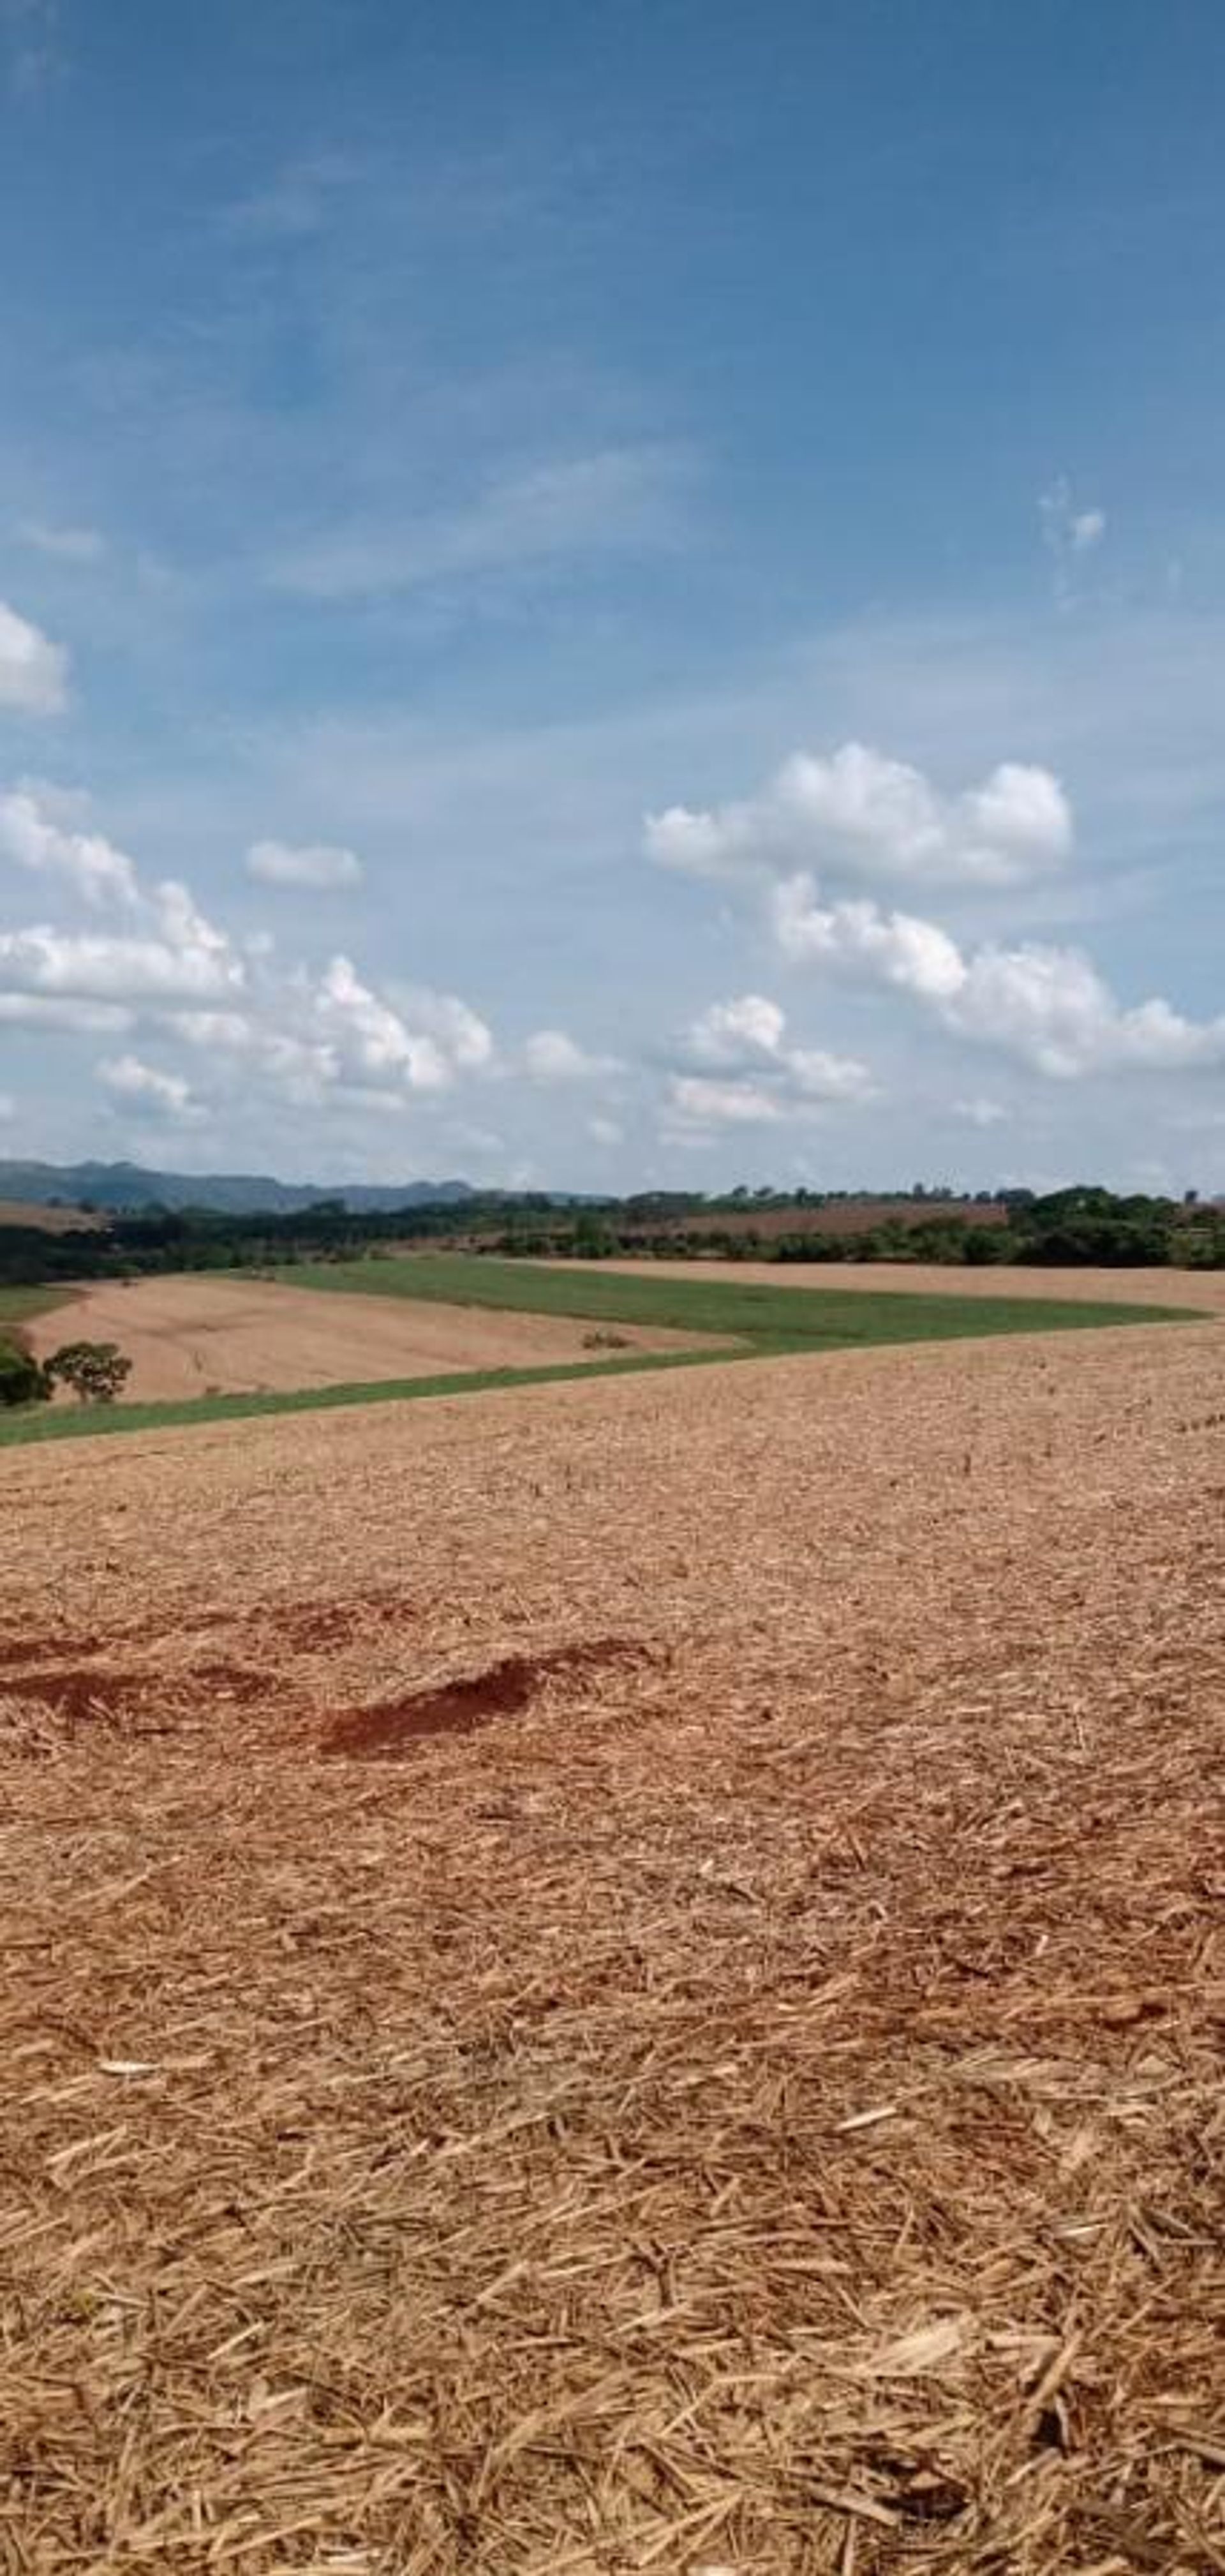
[45,1341,133,1405]
[0,1345,50,1408]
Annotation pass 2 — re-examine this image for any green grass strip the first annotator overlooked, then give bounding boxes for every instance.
[272,1251,1195,1345]
[0,1343,750,1449]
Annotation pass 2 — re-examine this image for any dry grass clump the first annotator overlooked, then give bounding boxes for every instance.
[0,1317,1222,2570]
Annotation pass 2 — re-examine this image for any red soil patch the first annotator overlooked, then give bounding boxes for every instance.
[1,1655,281,1735]
[323,1637,648,1754]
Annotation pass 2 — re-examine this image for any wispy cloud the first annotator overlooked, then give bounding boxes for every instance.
[1039,477,1106,604]
[17,519,106,564]
[221,151,362,242]
[246,837,363,891]
[1,0,61,95]
[269,445,693,601]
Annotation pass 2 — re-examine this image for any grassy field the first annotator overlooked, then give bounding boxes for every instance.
[0,1284,66,1334]
[0,1283,69,1373]
[277,1251,1193,1345]
[0,1254,1195,1448]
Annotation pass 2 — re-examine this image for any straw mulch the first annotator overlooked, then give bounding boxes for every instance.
[1,1317,1222,2572]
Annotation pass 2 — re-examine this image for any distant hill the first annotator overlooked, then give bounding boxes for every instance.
[0,1160,479,1217]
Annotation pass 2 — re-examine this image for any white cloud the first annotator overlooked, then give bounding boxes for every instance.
[772,876,1225,1079]
[392,985,494,1073]
[772,877,966,998]
[683,993,787,1066]
[0,922,243,1006]
[0,992,131,1032]
[668,992,875,1135]
[0,1090,13,1121]
[18,519,106,564]
[301,960,493,1099]
[98,1053,202,1120]
[0,599,68,713]
[246,837,364,891]
[667,1075,787,1127]
[524,1027,619,1082]
[0,785,501,1139]
[588,1114,623,1146]
[0,785,138,905]
[646,741,1072,890]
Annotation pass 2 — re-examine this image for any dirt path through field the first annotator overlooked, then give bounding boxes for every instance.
[27,1272,720,1400]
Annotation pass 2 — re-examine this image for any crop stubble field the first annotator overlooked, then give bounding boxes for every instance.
[1,1286,1222,2570]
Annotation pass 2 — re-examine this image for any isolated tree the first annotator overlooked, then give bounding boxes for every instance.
[45,1341,132,1406]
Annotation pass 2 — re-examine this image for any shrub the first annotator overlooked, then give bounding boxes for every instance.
[0,1343,50,1408]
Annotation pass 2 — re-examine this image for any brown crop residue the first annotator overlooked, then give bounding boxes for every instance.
[323,1637,650,1756]
[0,1630,104,1669]
[1,1655,283,1734]
[1,1665,156,1727]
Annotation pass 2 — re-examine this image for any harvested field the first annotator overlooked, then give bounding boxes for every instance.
[577,1252,1225,1313]
[1,1316,1222,2571]
[24,1274,716,1402]
[0,1198,106,1234]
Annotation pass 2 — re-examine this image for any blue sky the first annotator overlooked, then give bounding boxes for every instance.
[2,0,1224,1191]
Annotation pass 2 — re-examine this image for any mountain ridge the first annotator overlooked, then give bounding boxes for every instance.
[0,1159,479,1217]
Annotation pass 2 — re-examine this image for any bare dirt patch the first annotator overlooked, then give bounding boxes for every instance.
[323,1637,650,1754]
[27,1270,715,1400]
[1,1323,1222,2569]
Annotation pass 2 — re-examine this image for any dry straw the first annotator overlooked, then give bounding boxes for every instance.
[1,1310,1222,2569]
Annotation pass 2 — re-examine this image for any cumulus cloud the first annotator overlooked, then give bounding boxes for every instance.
[98,1052,202,1120]
[524,1027,619,1082]
[0,921,243,1006]
[666,992,875,1133]
[0,785,138,904]
[771,877,966,998]
[0,599,68,713]
[392,986,493,1073]
[772,875,1225,1078]
[682,993,787,1066]
[246,837,363,890]
[0,782,503,1140]
[646,741,1071,890]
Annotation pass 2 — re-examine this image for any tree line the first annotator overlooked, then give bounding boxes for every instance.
[0,1183,1221,1291]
